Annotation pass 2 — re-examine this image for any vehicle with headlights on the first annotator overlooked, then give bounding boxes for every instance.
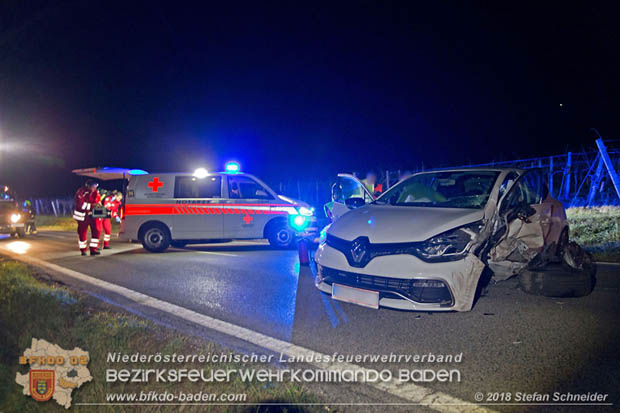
[114,167,317,252]
[0,200,32,238]
[315,168,569,312]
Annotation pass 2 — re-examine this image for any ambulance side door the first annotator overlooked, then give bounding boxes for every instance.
[173,175,224,239]
[222,175,274,239]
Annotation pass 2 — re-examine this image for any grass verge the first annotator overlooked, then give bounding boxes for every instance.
[0,258,323,412]
[566,206,620,263]
[36,215,77,231]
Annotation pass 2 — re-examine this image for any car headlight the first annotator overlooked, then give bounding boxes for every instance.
[289,215,309,231]
[297,206,314,217]
[10,213,21,223]
[415,221,483,262]
[319,224,331,246]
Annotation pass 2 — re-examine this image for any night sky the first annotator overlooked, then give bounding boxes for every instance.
[1,1,618,196]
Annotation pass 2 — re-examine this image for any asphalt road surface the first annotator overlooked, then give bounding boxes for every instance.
[1,231,619,412]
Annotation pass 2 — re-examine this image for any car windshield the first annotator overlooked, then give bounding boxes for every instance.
[375,171,500,209]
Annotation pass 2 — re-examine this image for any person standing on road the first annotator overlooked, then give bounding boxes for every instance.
[73,179,102,256]
[362,171,383,197]
[102,191,122,249]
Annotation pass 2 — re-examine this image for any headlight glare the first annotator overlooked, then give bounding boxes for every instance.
[319,224,331,246]
[289,215,309,231]
[10,213,21,223]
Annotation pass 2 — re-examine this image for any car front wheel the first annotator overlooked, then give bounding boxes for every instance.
[268,225,296,249]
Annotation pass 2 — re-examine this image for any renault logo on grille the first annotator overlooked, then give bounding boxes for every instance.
[350,237,370,265]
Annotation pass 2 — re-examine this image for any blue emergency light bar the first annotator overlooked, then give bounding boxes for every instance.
[129,169,149,175]
[224,161,241,173]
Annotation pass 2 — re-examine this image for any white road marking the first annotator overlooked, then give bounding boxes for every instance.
[1,249,494,413]
[596,261,620,266]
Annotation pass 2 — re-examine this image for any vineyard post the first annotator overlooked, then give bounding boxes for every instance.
[587,157,604,206]
[596,138,620,199]
[562,152,572,200]
[548,156,554,197]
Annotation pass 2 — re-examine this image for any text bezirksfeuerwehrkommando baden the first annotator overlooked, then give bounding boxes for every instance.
[105,352,464,384]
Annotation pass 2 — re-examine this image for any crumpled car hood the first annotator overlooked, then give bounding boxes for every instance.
[328,204,484,243]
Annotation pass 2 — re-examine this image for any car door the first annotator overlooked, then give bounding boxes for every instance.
[520,170,554,242]
[222,175,275,238]
[329,174,375,221]
[491,170,552,277]
[173,175,224,239]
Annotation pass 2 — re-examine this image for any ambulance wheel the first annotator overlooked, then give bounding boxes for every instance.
[268,225,295,249]
[16,227,26,238]
[140,223,171,252]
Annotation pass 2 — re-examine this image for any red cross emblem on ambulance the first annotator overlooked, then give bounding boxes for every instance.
[147,177,164,192]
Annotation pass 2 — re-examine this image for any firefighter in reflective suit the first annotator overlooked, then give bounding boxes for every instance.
[73,179,102,255]
[102,191,122,249]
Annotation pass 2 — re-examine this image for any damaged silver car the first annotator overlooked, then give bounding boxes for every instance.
[315,168,594,312]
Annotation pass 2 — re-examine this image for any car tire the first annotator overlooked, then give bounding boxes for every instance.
[556,227,569,258]
[519,261,596,298]
[268,224,296,249]
[140,223,171,252]
[171,241,188,248]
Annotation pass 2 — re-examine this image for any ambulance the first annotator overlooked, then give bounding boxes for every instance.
[73,165,316,252]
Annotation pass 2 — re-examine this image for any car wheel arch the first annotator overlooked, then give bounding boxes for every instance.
[263,216,288,239]
[138,220,172,240]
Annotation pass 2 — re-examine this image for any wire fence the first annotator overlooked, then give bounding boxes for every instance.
[32,143,620,217]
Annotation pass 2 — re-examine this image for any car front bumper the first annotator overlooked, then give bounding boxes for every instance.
[295,217,320,241]
[0,222,24,234]
[315,243,485,312]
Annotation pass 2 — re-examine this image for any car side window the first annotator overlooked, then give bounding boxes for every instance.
[228,176,273,200]
[521,171,545,204]
[502,171,545,211]
[174,176,222,198]
[498,172,519,199]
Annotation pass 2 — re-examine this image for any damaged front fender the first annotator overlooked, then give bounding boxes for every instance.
[448,253,486,312]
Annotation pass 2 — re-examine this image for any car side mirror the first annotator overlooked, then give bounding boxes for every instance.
[345,197,365,209]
